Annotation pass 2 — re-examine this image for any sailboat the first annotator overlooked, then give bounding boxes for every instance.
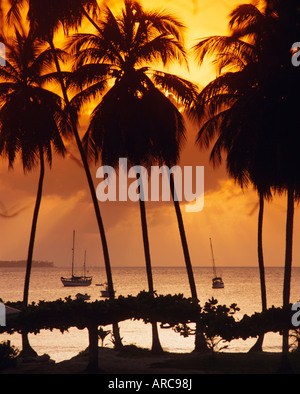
[210,238,224,289]
[61,231,92,287]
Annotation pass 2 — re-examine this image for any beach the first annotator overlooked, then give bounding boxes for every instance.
[2,346,300,375]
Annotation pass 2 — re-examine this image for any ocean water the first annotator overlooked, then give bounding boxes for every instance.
[0,266,299,362]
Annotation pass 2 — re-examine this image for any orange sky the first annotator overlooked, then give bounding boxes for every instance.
[0,0,299,270]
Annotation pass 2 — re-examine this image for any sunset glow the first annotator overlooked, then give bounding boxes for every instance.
[1,0,300,376]
[0,0,298,270]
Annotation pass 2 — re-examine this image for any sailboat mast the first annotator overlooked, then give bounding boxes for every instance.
[210,237,217,277]
[72,230,75,277]
[84,250,86,277]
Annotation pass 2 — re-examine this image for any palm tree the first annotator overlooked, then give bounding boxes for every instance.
[7,0,123,348]
[192,3,269,352]
[67,0,201,353]
[0,26,69,355]
[219,2,300,363]
[192,0,300,361]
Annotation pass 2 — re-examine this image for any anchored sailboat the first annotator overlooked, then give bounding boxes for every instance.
[61,231,92,287]
[210,238,224,289]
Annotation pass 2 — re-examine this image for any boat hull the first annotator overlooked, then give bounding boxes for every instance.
[76,293,91,300]
[61,276,92,287]
[212,277,224,289]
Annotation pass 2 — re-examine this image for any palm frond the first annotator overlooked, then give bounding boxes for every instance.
[196,108,230,149]
[68,32,124,68]
[140,9,186,42]
[134,33,186,67]
[194,71,243,119]
[0,26,67,169]
[151,70,199,108]
[7,0,24,26]
[30,47,69,76]
[228,4,265,37]
[70,80,110,110]
[67,63,112,90]
[193,35,256,67]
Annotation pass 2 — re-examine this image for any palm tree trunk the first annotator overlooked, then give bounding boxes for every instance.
[169,173,207,352]
[139,198,154,293]
[87,323,100,372]
[138,175,163,354]
[283,186,294,308]
[280,186,295,371]
[169,174,197,297]
[21,148,44,358]
[48,38,122,348]
[249,191,267,353]
[257,192,267,312]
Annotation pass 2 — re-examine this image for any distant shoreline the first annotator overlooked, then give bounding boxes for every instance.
[1,264,300,269]
[0,261,54,268]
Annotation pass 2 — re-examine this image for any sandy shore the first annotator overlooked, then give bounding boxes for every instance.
[1,347,202,375]
[1,346,300,374]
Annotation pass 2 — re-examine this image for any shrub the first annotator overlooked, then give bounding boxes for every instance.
[0,340,19,370]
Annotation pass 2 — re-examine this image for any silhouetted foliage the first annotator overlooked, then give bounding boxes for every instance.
[0,340,19,370]
[1,293,295,340]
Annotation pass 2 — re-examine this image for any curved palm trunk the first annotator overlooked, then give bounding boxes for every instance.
[280,186,295,372]
[138,176,163,354]
[21,148,45,357]
[169,173,207,352]
[48,38,122,348]
[249,192,267,353]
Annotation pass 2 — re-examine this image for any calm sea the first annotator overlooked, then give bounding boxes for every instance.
[0,266,299,362]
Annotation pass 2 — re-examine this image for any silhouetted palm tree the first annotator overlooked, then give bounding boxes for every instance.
[67,0,200,353]
[222,2,300,364]
[7,0,123,348]
[192,3,269,352]
[0,26,70,355]
[193,0,300,362]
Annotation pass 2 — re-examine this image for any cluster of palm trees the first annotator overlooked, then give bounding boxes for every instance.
[0,0,202,355]
[192,0,300,366]
[0,0,298,363]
